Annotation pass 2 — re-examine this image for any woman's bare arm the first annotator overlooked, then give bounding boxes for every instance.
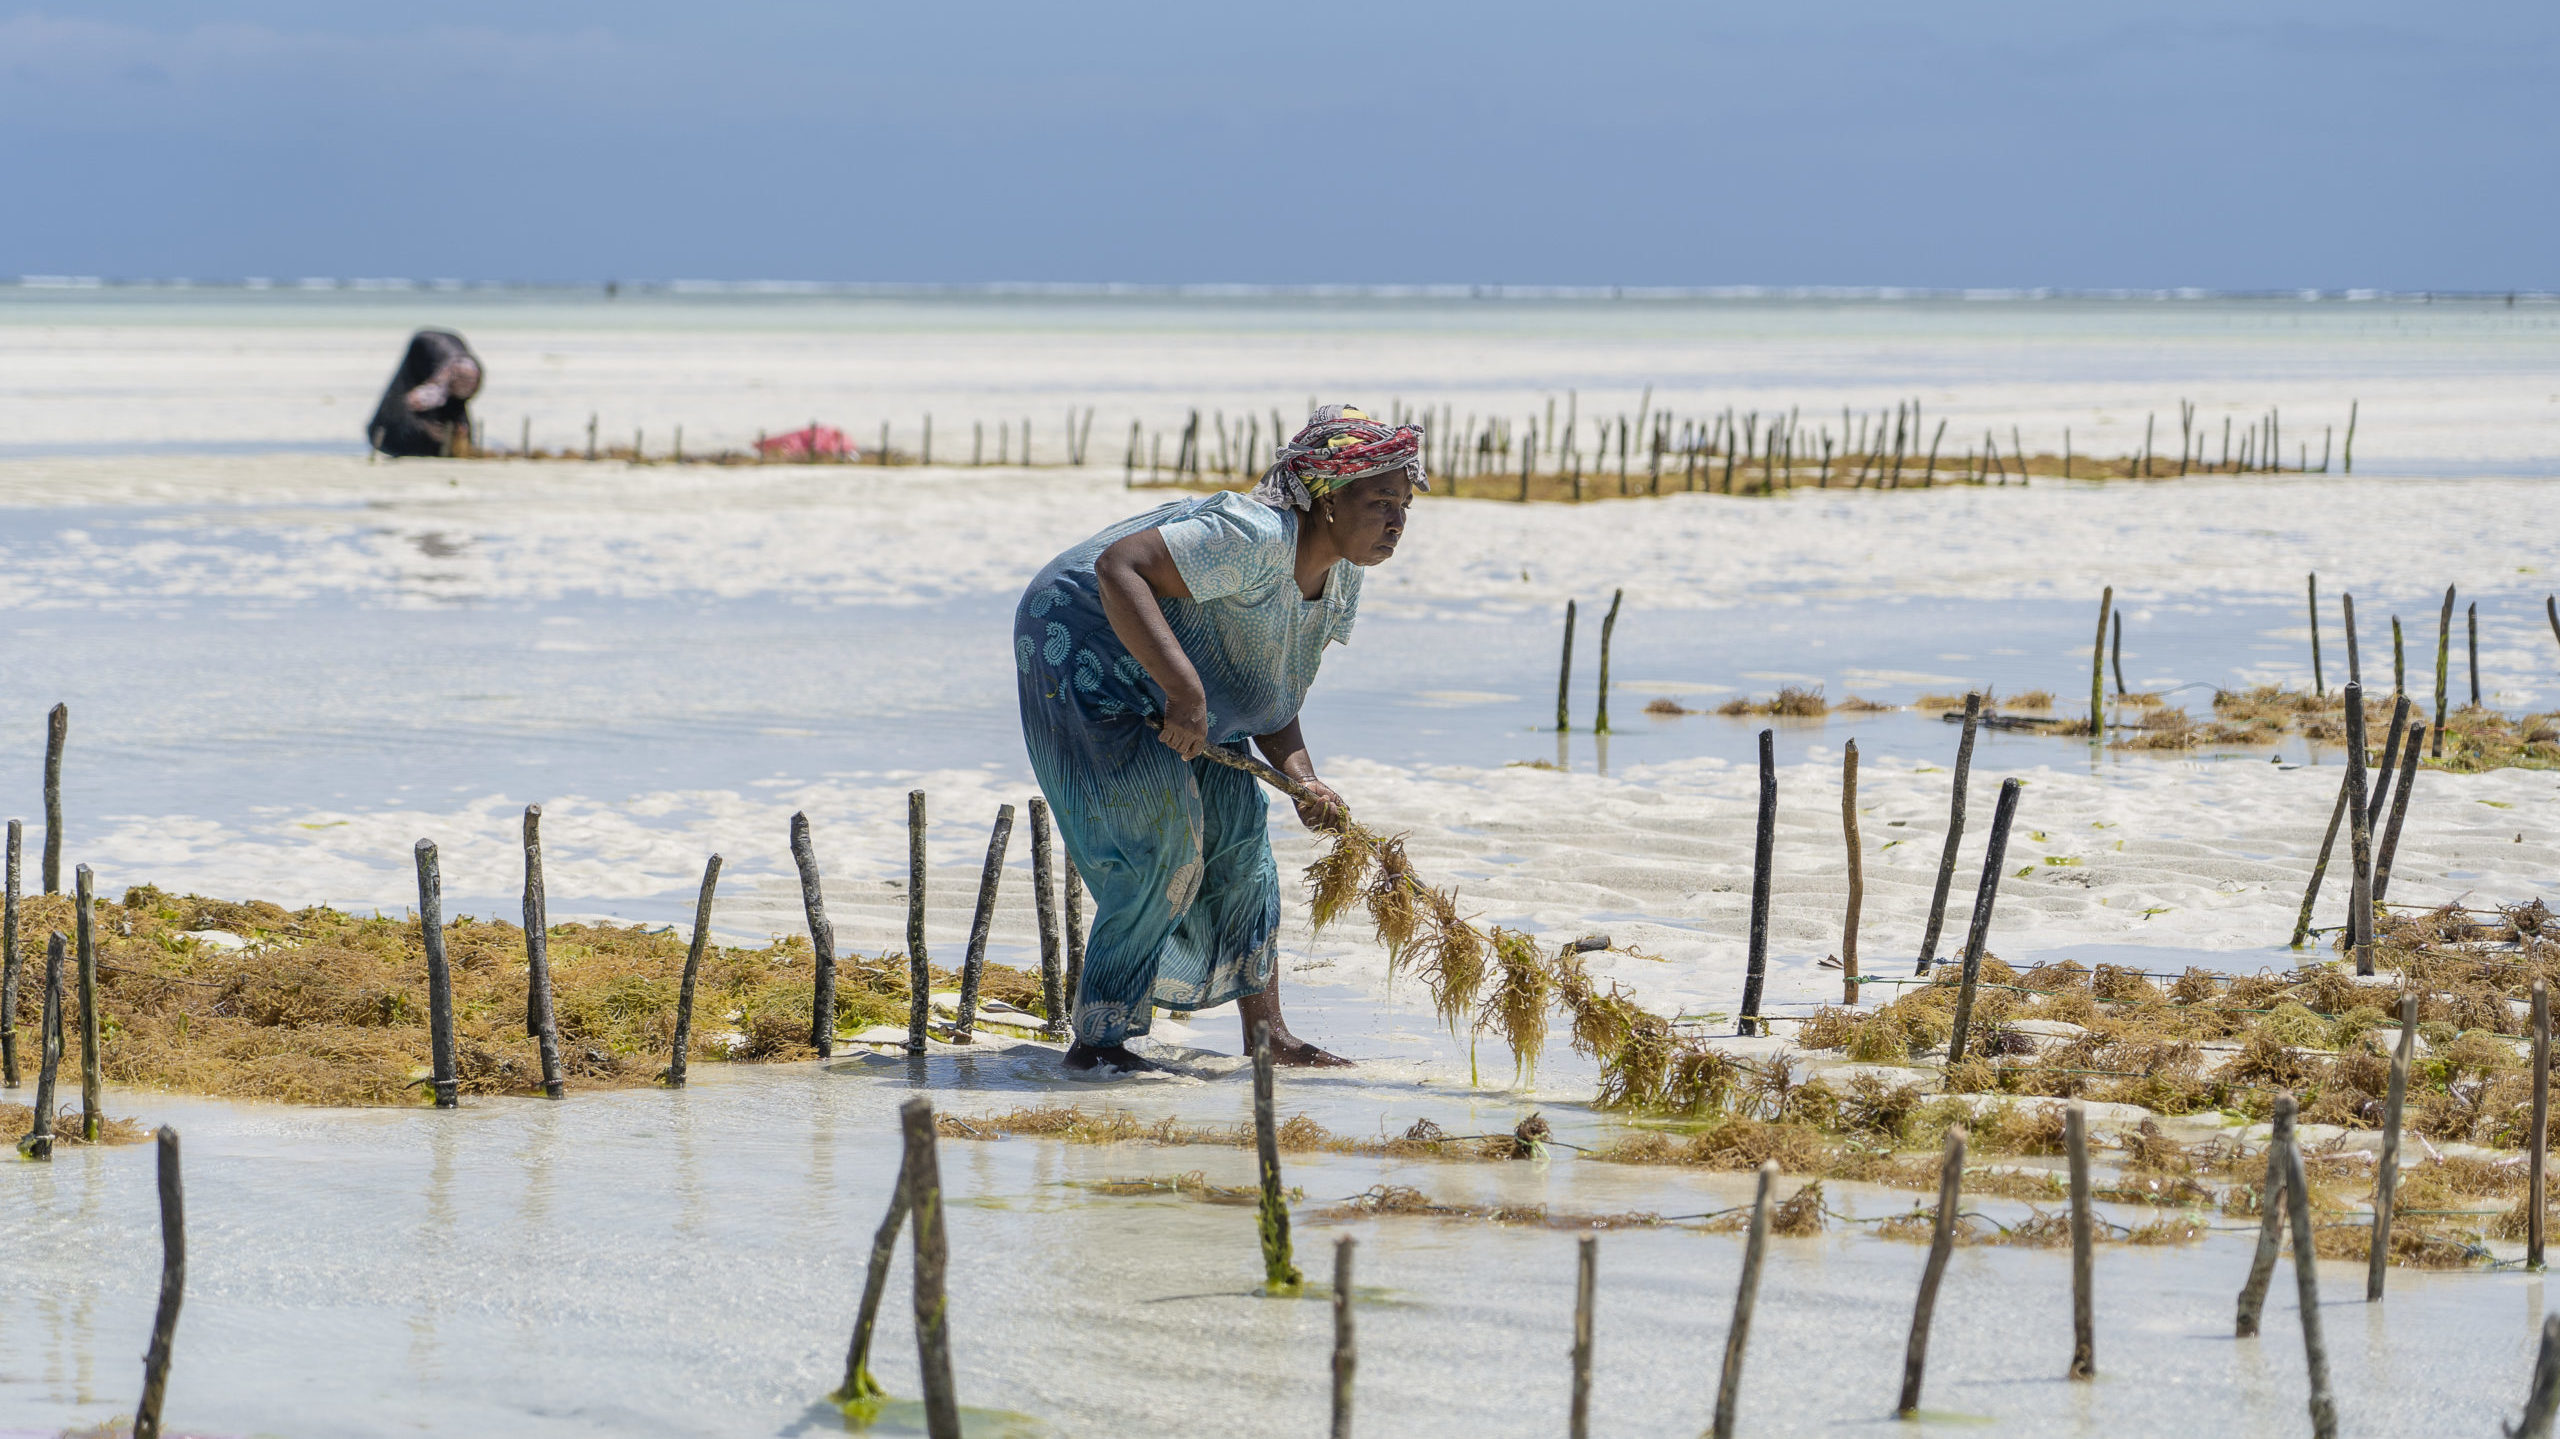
[1254,717,1345,828]
[1095,529,1209,757]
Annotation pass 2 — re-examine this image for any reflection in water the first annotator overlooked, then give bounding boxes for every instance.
[410,1116,459,1377]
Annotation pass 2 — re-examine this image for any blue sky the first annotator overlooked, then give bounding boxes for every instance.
[2,1,2551,289]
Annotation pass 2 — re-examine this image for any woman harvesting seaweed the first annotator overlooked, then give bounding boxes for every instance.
[1014,406,1420,1073]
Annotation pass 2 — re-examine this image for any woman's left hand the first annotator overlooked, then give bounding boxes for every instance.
[1290,776,1347,831]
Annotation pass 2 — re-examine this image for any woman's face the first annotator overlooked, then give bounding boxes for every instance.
[1323,471,1413,566]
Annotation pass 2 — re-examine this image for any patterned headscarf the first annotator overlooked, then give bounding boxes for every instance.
[1251,404,1429,511]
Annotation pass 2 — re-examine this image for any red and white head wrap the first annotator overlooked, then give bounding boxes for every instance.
[1252,404,1429,511]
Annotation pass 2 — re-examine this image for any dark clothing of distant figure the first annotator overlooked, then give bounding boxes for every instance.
[368,329,481,457]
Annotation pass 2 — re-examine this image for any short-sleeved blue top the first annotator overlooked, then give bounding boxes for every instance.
[1013,492,1360,744]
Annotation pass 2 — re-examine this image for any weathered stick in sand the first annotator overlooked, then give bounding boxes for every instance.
[907,791,930,1055]
[2067,1101,2094,1379]
[666,855,722,1087]
[1740,729,1775,1037]
[1029,799,1066,1040]
[1570,1234,1597,1439]
[1916,693,1982,974]
[20,932,63,1158]
[2089,587,2113,740]
[2342,684,2375,976]
[1254,1022,1303,1292]
[2291,769,2354,950]
[1,818,17,1087]
[1841,741,1862,1005]
[792,811,837,1058]
[2235,1093,2296,1337]
[1898,1125,1968,1416]
[2367,694,2409,827]
[2470,601,2482,709]
[2343,594,2362,686]
[1712,1160,1778,1438]
[954,805,1014,1041]
[836,1146,913,1405]
[2535,979,2550,1271]
[2370,725,2424,907]
[522,807,562,1097]
[2308,574,2324,697]
[414,840,457,1108]
[900,1097,962,1439]
[2282,1130,2340,1438]
[1944,780,2024,1068]
[2432,584,2455,757]
[1062,853,1085,1030]
[1331,1236,1357,1439]
[133,1125,187,1439]
[43,703,66,895]
[76,863,99,1140]
[2370,993,2417,1299]
[1594,589,1622,734]
[2111,610,2127,696]
[1555,599,1577,733]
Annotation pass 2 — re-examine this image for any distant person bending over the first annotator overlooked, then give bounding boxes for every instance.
[368,329,482,457]
[1014,406,1421,1073]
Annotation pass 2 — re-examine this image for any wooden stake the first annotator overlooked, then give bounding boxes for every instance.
[2110,610,2127,696]
[2370,724,2424,906]
[414,840,457,1108]
[2468,601,2481,709]
[2067,1101,2094,1379]
[954,805,1014,1041]
[1570,1234,1596,1439]
[1594,589,1622,734]
[1897,1125,1968,1417]
[2282,1133,2340,1439]
[1739,729,1776,1036]
[1917,694,1982,974]
[0,818,17,1087]
[132,1125,186,1439]
[18,932,62,1158]
[2369,992,2417,1299]
[2433,585,2455,757]
[43,702,66,894]
[1331,1236,1357,1439]
[1062,853,1084,1032]
[2309,574,2324,696]
[1555,599,1576,733]
[1943,779,2024,1068]
[2343,592,2362,686]
[2534,979,2550,1271]
[2089,587,2113,740]
[76,863,98,1140]
[2291,767,2355,949]
[2236,1092,2296,1337]
[791,812,838,1057]
[1841,741,1862,1005]
[1254,1021,1303,1291]
[1711,1160,1778,1439]
[666,855,722,1087]
[2342,400,2357,474]
[836,1146,912,1404]
[2368,694,2410,829]
[2342,684,2375,976]
[1029,799,1066,1040]
[2517,1314,2560,1439]
[523,806,563,1098]
[908,791,929,1054]
[899,1097,962,1439]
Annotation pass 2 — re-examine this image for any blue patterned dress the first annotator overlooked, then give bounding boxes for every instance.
[1014,492,1360,1047]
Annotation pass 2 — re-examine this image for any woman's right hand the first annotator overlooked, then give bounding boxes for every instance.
[1156,686,1209,759]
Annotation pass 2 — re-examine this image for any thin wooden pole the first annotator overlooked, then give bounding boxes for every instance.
[908,791,930,1054]
[2343,593,2362,686]
[43,703,66,894]
[2432,585,2455,757]
[1029,799,1066,1040]
[2342,684,2375,976]
[2308,573,2324,697]
[1943,779,2024,1067]
[1739,729,1776,1036]
[132,1125,186,1439]
[2369,992,2417,1299]
[2368,695,2410,829]
[1917,693,1982,974]
[523,806,562,1098]
[1841,741,1862,1005]
[1062,853,1085,1033]
[2517,1314,2560,1439]
[2469,601,2482,709]
[2534,979,2550,1271]
[1711,1160,1778,1438]
[0,818,16,1087]
[414,840,457,1108]
[2282,1132,2340,1439]
[2342,400,2358,474]
[1331,1236,1357,1439]
[1897,1125,1968,1417]
[2370,724,2424,906]
[2236,1093,2297,1337]
[899,1097,962,1439]
[1570,1234,1597,1439]
[2067,1101,2094,1379]
[75,863,98,1140]
[2392,616,2406,695]
[1555,600,1577,733]
[1254,1022,1303,1291]
[792,812,837,1057]
[2110,611,2127,696]
[666,855,722,1086]
[2291,767,2356,949]
[836,1146,912,1404]
[2089,587,2113,740]
[18,932,62,1158]
[954,805,1014,1040]
[1594,589,1622,734]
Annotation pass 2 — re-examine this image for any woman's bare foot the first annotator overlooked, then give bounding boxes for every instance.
[1238,980,1353,1067]
[1064,1043,1163,1075]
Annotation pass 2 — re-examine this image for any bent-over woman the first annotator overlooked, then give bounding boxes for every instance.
[1014,406,1421,1073]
